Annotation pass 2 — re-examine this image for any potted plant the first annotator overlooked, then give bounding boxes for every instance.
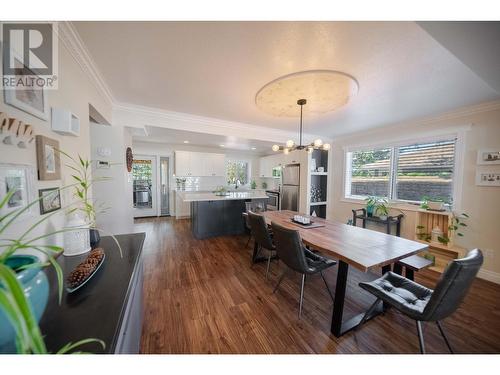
[59,151,113,249]
[250,180,257,190]
[375,198,389,221]
[0,187,104,353]
[365,196,378,217]
[420,196,448,211]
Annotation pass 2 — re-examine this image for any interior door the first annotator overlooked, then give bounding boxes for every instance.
[160,157,169,216]
[132,155,158,217]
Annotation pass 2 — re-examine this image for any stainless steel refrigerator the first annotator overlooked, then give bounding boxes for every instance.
[281,164,300,211]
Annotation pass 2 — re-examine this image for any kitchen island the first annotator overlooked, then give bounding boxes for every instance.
[180,191,269,239]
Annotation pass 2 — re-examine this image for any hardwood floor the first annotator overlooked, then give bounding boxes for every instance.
[135,217,500,354]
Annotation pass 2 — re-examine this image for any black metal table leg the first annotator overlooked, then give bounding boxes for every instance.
[331,261,349,337]
[330,260,385,337]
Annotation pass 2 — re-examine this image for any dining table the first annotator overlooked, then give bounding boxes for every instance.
[261,210,428,337]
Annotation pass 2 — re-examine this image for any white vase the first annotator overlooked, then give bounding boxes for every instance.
[63,213,91,257]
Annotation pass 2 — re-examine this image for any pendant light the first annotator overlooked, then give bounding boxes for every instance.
[272,99,330,154]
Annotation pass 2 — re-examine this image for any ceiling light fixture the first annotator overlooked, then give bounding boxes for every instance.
[251,147,256,150]
[183,140,189,144]
[220,144,225,147]
[272,99,330,154]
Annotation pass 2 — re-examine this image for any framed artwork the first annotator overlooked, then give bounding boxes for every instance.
[36,135,61,180]
[3,52,49,121]
[38,187,62,215]
[476,171,500,187]
[0,164,36,218]
[477,149,500,165]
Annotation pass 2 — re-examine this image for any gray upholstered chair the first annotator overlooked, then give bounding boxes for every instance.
[242,201,267,248]
[271,222,337,318]
[248,211,275,279]
[358,249,483,353]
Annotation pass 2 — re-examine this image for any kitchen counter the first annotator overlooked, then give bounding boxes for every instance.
[186,192,269,239]
[39,232,145,354]
[180,190,268,202]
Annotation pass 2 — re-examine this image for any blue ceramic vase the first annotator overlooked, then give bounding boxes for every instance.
[0,255,49,353]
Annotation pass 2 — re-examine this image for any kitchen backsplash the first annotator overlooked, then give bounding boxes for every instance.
[172,176,280,191]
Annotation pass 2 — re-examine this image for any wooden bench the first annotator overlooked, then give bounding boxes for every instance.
[393,255,433,280]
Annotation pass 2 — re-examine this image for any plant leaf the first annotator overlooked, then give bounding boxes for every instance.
[56,338,105,354]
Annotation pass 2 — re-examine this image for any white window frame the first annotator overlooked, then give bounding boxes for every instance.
[225,158,252,187]
[342,130,467,210]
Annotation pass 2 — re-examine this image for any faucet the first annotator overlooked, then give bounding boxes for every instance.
[235,179,241,189]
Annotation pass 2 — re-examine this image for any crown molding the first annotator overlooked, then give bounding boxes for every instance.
[113,101,328,144]
[57,21,116,105]
[334,99,500,143]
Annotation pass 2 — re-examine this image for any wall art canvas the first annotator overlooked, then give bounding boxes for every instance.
[0,164,35,217]
[36,135,61,180]
[3,53,49,121]
[38,187,61,214]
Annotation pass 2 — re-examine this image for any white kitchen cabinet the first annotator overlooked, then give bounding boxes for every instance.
[202,153,226,176]
[175,151,191,176]
[175,151,226,177]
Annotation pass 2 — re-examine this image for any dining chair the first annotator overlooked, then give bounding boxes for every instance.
[243,201,267,248]
[358,249,483,353]
[248,211,275,279]
[270,221,337,318]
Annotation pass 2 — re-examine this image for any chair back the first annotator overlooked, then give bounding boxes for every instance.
[248,211,274,250]
[270,222,309,273]
[423,249,483,321]
[244,201,266,229]
[245,201,266,213]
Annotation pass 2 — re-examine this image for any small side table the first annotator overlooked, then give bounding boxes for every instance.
[352,208,404,236]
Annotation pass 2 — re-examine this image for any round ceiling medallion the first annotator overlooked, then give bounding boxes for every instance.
[255,70,358,117]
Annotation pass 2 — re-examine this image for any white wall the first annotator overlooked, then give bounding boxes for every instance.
[328,102,500,283]
[89,123,134,235]
[0,35,113,250]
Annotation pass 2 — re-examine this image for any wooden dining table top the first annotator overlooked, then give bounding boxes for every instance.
[261,210,428,272]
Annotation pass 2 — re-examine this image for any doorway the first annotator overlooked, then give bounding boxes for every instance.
[132,155,157,217]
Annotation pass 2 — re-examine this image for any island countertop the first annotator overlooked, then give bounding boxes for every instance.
[180,191,269,202]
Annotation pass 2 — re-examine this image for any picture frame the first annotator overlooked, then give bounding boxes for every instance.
[3,51,49,121]
[36,135,61,180]
[476,171,500,187]
[38,187,62,215]
[476,149,500,165]
[0,163,36,218]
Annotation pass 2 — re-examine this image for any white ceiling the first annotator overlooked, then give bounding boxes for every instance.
[74,21,500,138]
[130,126,277,154]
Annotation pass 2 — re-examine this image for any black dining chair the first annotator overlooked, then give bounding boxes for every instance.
[271,221,337,318]
[248,211,275,279]
[242,201,267,248]
[358,249,483,354]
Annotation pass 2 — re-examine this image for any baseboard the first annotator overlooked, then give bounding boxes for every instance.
[477,268,500,284]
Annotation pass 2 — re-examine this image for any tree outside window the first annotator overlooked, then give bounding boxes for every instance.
[226,160,249,185]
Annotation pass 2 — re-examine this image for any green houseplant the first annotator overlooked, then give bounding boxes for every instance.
[374,198,389,220]
[437,212,469,245]
[365,196,378,217]
[0,152,119,353]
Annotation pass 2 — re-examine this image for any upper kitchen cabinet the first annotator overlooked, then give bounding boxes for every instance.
[175,151,226,177]
[203,153,226,177]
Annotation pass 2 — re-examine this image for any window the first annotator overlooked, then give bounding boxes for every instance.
[345,138,456,203]
[226,160,249,185]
